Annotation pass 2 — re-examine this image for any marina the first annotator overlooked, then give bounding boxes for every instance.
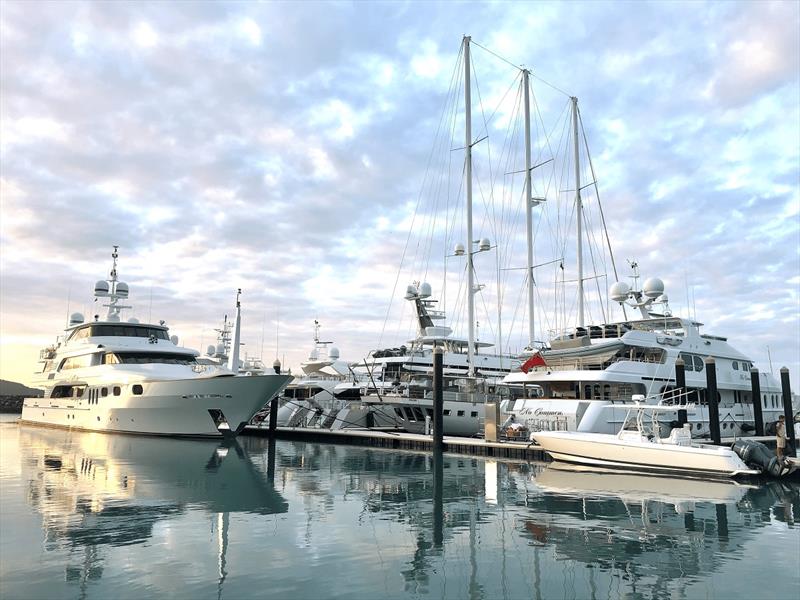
[1,3,799,599]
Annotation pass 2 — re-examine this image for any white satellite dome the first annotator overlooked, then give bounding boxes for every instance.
[115,282,129,298]
[207,345,216,356]
[215,343,225,355]
[609,281,630,303]
[404,284,418,300]
[642,277,665,299]
[329,346,340,360]
[454,242,465,256]
[127,317,139,324]
[479,238,491,251]
[107,314,120,322]
[658,293,669,303]
[69,312,84,326]
[419,282,432,298]
[94,280,110,296]
[170,335,179,345]
[309,348,319,360]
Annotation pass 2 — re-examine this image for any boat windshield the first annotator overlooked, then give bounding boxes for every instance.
[68,325,170,341]
[102,352,196,365]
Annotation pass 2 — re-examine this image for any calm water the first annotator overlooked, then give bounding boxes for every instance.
[1,415,798,600]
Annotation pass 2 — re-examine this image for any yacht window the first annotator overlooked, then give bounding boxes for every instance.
[90,325,169,339]
[394,408,404,418]
[132,384,143,395]
[732,361,739,370]
[104,352,196,365]
[59,353,98,370]
[67,327,91,341]
[470,411,478,418]
[412,407,425,421]
[73,386,86,398]
[457,410,465,417]
[680,353,694,372]
[424,408,433,418]
[113,386,121,396]
[443,409,451,416]
[101,387,108,397]
[402,407,415,420]
[693,356,704,372]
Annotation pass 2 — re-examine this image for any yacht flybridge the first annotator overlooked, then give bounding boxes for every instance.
[20,247,292,437]
[503,268,786,437]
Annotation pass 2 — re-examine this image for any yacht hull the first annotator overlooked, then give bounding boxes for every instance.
[532,431,760,478]
[21,374,292,437]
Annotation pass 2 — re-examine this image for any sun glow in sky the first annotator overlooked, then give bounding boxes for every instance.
[0,1,798,387]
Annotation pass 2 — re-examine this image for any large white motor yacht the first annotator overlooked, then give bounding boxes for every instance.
[503,269,786,438]
[20,247,292,437]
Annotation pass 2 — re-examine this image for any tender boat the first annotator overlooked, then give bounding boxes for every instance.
[20,247,292,437]
[531,399,795,478]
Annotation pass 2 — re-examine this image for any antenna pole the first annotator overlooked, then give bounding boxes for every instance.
[523,69,535,347]
[464,35,476,377]
[572,97,584,328]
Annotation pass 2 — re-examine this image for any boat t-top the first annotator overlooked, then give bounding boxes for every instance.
[21,247,292,437]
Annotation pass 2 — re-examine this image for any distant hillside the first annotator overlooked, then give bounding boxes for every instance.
[0,379,42,397]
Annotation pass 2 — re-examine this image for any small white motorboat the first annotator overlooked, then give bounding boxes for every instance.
[531,400,783,479]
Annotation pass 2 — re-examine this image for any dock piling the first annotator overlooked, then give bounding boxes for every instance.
[433,347,444,452]
[675,357,687,426]
[268,396,278,434]
[705,357,721,445]
[780,367,796,457]
[750,367,764,436]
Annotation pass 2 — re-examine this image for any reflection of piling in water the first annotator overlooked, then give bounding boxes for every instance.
[715,504,728,540]
[433,450,443,548]
[750,367,765,436]
[780,367,797,457]
[267,438,276,484]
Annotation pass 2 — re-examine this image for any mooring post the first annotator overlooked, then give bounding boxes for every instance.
[705,357,721,445]
[780,367,796,457]
[675,357,687,426]
[433,346,444,452]
[750,367,764,436]
[268,396,278,434]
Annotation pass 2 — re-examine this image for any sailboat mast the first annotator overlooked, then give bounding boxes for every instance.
[523,69,535,346]
[572,96,584,329]
[464,35,476,377]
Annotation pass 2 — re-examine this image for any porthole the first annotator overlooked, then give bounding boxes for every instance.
[97,416,100,421]
[113,386,121,396]
[132,384,143,395]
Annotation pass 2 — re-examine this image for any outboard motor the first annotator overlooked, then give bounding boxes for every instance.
[732,439,782,477]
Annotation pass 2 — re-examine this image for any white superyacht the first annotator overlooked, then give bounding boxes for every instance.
[20,247,292,437]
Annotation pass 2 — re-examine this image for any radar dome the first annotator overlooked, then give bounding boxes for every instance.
[329,347,340,360]
[115,282,129,298]
[479,238,491,252]
[309,349,319,360]
[216,343,226,355]
[609,281,630,303]
[419,282,432,298]
[94,280,110,296]
[658,293,669,303]
[170,335,179,345]
[643,277,665,299]
[404,284,418,300]
[107,314,120,322]
[207,345,216,356]
[127,317,139,324]
[454,243,465,256]
[69,312,84,326]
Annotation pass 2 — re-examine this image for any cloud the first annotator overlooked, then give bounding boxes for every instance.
[0,0,798,387]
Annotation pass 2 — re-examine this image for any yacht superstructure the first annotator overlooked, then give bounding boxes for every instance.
[20,247,292,437]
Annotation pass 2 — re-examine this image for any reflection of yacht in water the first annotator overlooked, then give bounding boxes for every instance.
[21,248,291,437]
[17,425,287,591]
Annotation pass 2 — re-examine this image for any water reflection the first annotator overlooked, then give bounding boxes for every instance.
[5,422,799,600]
[16,426,286,595]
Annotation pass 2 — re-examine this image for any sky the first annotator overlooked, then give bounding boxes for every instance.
[1,0,798,388]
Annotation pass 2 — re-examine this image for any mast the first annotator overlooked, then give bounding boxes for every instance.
[572,96,585,329]
[227,289,241,373]
[464,35,476,377]
[523,69,535,347]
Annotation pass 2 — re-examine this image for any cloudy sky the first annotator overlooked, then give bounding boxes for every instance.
[1,0,798,387]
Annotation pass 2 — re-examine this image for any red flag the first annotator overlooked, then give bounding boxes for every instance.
[521,352,547,373]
